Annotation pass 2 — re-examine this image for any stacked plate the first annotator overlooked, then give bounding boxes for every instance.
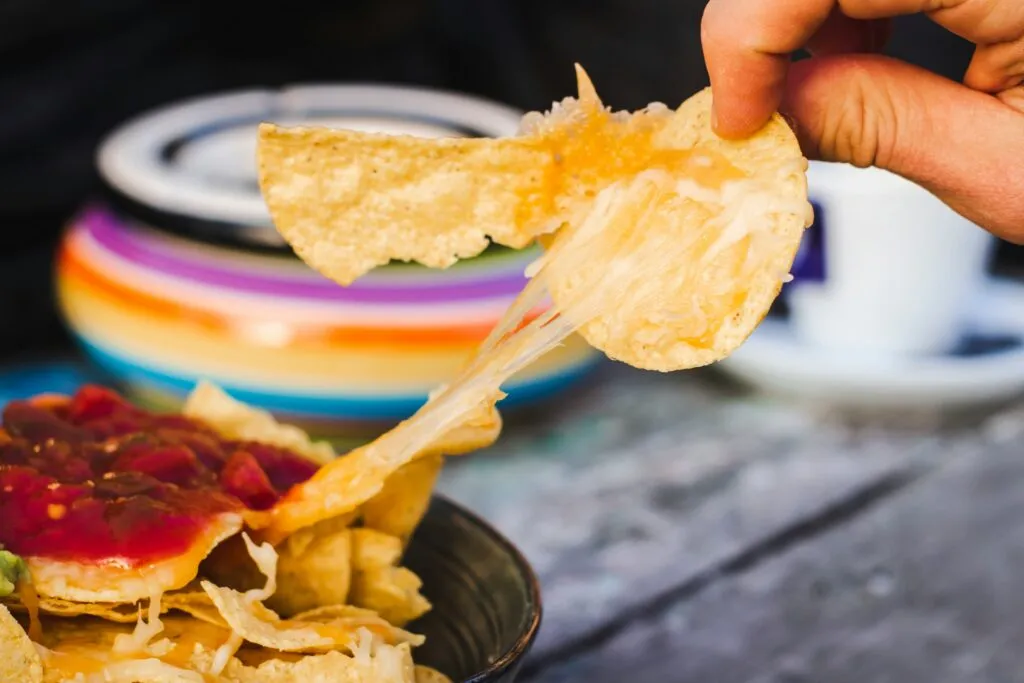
[56,86,599,435]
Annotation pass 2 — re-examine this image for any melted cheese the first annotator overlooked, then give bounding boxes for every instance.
[208,534,277,676]
[112,590,165,657]
[516,83,746,233]
[17,578,42,642]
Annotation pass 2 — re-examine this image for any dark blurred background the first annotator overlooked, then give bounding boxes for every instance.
[0,0,1010,357]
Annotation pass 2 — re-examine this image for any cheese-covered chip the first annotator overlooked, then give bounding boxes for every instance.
[257,127,554,286]
[257,65,811,372]
[0,605,42,683]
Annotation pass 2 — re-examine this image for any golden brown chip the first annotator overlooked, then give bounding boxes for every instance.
[203,516,355,618]
[34,614,228,682]
[195,639,418,683]
[163,589,228,628]
[534,84,810,371]
[350,529,403,569]
[184,381,335,465]
[202,582,423,655]
[0,605,43,683]
[416,384,502,455]
[2,594,138,623]
[349,530,430,628]
[415,665,453,683]
[39,620,420,682]
[201,582,335,653]
[291,605,382,622]
[257,125,555,286]
[49,660,204,682]
[3,586,223,626]
[257,65,811,373]
[200,534,422,656]
[348,567,431,629]
[258,398,499,545]
[361,453,442,546]
[269,519,353,617]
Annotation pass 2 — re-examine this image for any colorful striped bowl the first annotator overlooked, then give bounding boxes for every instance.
[56,86,599,436]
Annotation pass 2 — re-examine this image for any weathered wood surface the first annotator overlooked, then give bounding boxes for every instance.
[436,363,1024,682]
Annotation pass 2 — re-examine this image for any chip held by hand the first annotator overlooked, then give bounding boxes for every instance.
[257,65,813,372]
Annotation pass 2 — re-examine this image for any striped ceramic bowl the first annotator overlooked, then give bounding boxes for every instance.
[56,86,599,436]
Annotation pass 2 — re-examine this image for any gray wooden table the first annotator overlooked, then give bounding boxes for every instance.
[437,363,1024,683]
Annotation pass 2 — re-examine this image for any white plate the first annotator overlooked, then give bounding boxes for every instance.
[717,278,1024,409]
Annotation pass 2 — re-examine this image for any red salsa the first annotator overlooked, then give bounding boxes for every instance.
[0,385,320,566]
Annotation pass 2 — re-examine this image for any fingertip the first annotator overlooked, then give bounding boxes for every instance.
[706,51,790,139]
[710,89,780,139]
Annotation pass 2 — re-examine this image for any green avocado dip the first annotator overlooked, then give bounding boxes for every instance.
[0,549,28,597]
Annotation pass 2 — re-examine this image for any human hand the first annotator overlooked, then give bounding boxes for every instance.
[701,0,1024,242]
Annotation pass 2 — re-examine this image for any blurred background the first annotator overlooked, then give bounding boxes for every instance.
[5,9,1023,679]
[1,0,1021,431]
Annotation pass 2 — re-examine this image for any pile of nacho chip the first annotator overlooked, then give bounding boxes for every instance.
[1,382,500,683]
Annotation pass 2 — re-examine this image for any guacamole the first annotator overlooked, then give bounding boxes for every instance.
[0,549,27,597]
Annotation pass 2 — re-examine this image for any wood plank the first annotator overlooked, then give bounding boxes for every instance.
[529,404,1024,683]
[436,365,934,659]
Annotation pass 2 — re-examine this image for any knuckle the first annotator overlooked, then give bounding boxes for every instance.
[817,58,899,167]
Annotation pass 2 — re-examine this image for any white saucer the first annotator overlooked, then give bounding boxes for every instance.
[717,277,1024,409]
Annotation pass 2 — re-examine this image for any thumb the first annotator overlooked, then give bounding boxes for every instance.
[782,54,1024,243]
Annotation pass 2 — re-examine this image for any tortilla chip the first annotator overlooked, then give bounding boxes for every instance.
[257,125,556,286]
[164,588,228,628]
[259,397,500,544]
[361,454,443,546]
[257,65,811,373]
[350,529,403,569]
[415,665,453,683]
[184,381,335,466]
[535,85,810,371]
[269,519,353,617]
[415,384,502,456]
[201,515,355,619]
[2,586,223,626]
[348,567,430,629]
[193,636,418,683]
[201,583,336,653]
[291,605,383,623]
[50,659,205,682]
[202,583,422,655]
[200,533,422,656]
[32,614,229,682]
[37,614,419,682]
[348,530,430,628]
[2,594,138,623]
[0,605,43,683]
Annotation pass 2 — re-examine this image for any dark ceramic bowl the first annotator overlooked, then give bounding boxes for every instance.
[404,497,542,683]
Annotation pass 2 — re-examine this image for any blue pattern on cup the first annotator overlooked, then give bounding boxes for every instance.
[789,199,826,284]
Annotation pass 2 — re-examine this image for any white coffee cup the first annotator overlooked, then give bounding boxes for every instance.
[788,161,996,357]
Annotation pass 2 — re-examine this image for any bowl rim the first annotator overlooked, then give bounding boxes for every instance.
[424,495,543,683]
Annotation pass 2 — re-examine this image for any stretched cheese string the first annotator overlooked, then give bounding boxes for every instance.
[260,173,672,542]
[366,176,662,452]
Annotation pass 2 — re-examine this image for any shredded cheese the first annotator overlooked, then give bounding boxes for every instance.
[112,589,165,657]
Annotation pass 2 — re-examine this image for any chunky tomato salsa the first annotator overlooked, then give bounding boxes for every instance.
[0,385,319,567]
